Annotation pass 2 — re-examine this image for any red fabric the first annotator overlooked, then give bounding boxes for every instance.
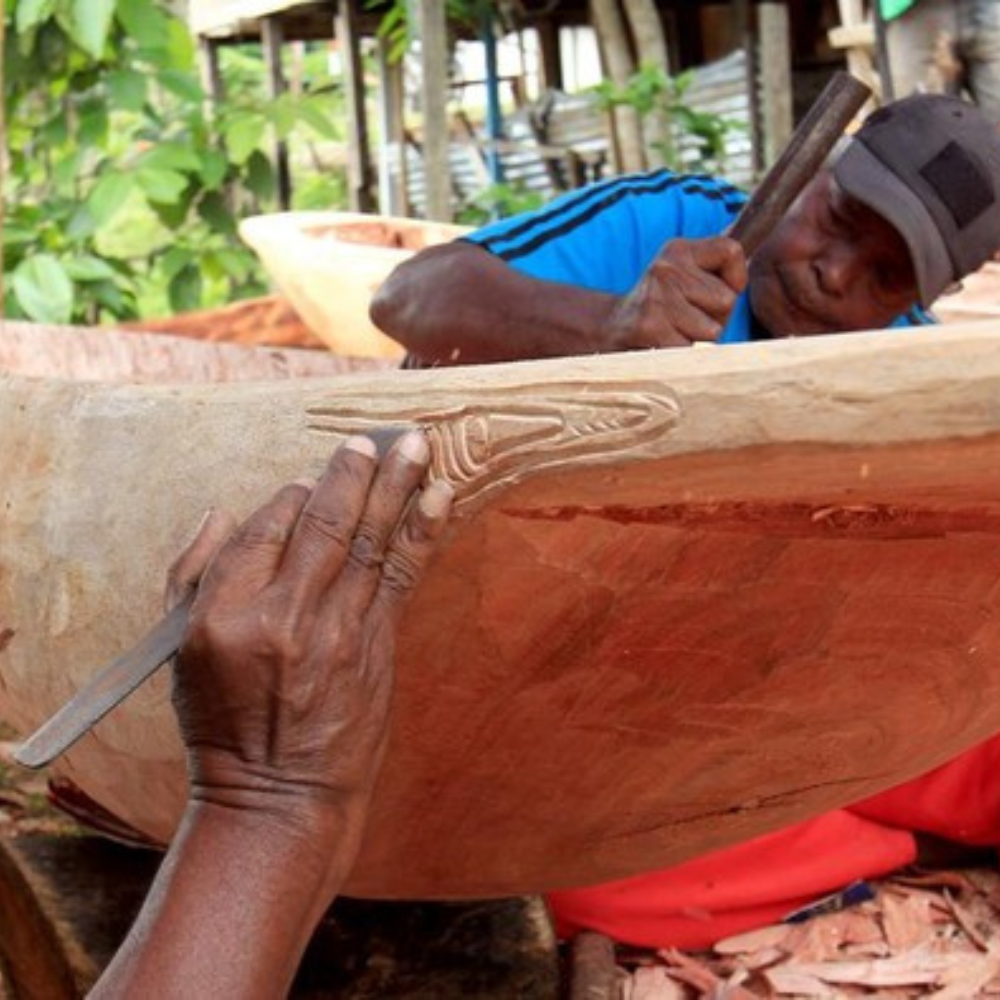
[549,734,1000,950]
[853,735,1000,845]
[549,811,915,949]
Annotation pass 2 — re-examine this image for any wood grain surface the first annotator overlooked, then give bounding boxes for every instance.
[2,321,1000,897]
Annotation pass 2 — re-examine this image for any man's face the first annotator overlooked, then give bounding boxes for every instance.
[748,171,919,337]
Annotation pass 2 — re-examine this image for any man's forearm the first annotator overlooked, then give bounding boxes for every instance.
[90,799,365,999]
[371,242,618,366]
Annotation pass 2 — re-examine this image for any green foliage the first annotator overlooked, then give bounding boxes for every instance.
[456,181,544,226]
[370,0,494,63]
[4,0,343,324]
[593,64,746,176]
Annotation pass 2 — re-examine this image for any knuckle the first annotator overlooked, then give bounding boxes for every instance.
[346,525,385,570]
[254,607,305,662]
[299,507,354,551]
[379,549,422,595]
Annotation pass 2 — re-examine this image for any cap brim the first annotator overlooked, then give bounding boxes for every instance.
[833,140,953,307]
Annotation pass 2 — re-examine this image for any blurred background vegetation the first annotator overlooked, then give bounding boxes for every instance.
[3,0,345,324]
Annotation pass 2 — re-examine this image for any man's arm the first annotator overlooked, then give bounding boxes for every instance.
[371,238,747,367]
[90,432,452,999]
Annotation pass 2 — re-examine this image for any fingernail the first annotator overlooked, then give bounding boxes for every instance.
[419,480,454,518]
[292,476,317,490]
[343,436,377,458]
[398,430,429,464]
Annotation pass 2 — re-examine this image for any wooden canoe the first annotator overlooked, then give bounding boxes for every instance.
[3,320,1000,898]
[239,211,470,359]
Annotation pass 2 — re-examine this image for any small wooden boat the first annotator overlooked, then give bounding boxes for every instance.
[3,320,1000,898]
[239,211,470,359]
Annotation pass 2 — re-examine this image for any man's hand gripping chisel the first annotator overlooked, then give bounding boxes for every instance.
[14,427,416,770]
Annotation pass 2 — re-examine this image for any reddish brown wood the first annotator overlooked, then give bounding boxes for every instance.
[4,324,1000,898]
[120,294,327,351]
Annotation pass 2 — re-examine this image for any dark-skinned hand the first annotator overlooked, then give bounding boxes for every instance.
[602,236,747,350]
[164,432,453,827]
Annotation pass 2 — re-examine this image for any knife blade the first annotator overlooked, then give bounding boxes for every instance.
[12,425,419,771]
[13,592,194,770]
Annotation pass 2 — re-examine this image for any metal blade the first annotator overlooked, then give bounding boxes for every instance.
[14,593,194,770]
[12,425,418,771]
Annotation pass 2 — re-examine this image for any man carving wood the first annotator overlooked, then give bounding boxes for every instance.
[371,93,1000,948]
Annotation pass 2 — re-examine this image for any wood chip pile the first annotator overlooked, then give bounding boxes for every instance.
[618,871,1000,998]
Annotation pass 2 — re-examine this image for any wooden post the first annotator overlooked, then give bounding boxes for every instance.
[261,16,292,210]
[536,18,563,92]
[757,2,793,169]
[590,0,645,173]
[569,931,618,1000]
[335,0,376,213]
[376,35,408,216]
[198,36,225,104]
[415,0,451,221]
[1,3,5,313]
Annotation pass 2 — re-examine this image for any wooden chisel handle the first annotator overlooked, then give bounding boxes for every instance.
[729,71,872,257]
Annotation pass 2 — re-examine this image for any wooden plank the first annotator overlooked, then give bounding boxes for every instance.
[376,36,407,217]
[335,0,376,214]
[757,2,793,169]
[5,326,1000,896]
[261,15,292,209]
[416,0,451,221]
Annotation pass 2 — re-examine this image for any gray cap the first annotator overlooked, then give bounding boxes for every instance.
[832,94,1000,306]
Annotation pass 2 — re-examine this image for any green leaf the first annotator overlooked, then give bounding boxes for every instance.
[297,99,338,140]
[40,112,70,146]
[150,184,196,227]
[137,167,188,204]
[267,97,298,140]
[71,0,115,59]
[199,149,228,189]
[66,205,97,240]
[158,69,203,104]
[107,68,148,111]
[196,191,236,234]
[245,150,274,200]
[87,172,134,224]
[90,279,128,315]
[16,0,55,33]
[224,114,267,165]
[115,0,168,48]
[78,101,109,146]
[160,246,194,283]
[214,248,252,282]
[163,16,195,70]
[12,255,74,325]
[135,141,202,174]
[168,263,203,314]
[63,254,117,282]
[54,150,85,189]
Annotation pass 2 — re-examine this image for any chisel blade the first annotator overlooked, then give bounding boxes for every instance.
[13,594,193,770]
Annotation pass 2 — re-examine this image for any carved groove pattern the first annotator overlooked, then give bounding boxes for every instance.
[306,382,682,505]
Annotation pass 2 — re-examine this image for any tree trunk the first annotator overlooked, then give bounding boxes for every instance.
[621,0,671,169]
[590,0,646,172]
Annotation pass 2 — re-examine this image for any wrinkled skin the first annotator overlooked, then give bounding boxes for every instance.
[605,235,747,348]
[91,433,454,1000]
[372,169,921,366]
[749,172,918,337]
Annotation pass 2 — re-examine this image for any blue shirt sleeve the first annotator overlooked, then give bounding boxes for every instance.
[464,171,746,296]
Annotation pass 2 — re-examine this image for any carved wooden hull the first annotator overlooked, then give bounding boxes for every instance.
[239,211,470,359]
[4,321,1000,898]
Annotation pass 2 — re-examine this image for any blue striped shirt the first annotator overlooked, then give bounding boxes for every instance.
[464,170,932,341]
